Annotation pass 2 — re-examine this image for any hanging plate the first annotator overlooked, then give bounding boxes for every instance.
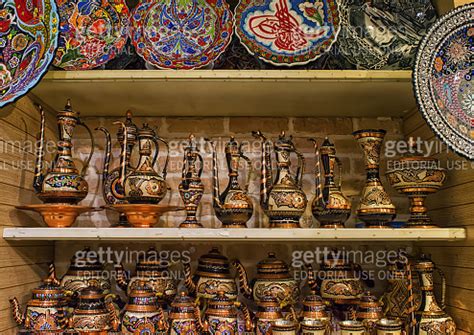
[0,0,59,108]
[130,0,233,70]
[337,0,437,70]
[413,3,474,160]
[53,0,130,70]
[234,0,340,66]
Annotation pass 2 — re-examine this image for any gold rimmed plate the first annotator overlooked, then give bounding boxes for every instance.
[106,204,184,228]
[16,204,99,228]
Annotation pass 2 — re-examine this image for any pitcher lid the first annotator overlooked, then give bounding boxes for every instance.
[206,291,237,317]
[257,252,290,278]
[117,110,138,144]
[320,137,336,155]
[31,277,64,301]
[127,281,159,307]
[196,248,231,278]
[78,285,106,300]
[136,247,170,272]
[275,131,294,149]
[138,123,157,139]
[225,136,240,155]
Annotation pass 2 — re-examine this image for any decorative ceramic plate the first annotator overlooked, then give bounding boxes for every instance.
[337,0,437,69]
[414,4,474,160]
[130,0,233,69]
[53,0,129,70]
[235,0,340,66]
[0,0,58,108]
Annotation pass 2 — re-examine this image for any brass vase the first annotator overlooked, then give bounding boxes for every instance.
[353,129,396,228]
[179,134,205,228]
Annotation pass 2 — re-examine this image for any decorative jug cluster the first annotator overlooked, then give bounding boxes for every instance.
[353,129,396,228]
[116,122,169,204]
[184,247,238,301]
[252,130,307,228]
[179,134,205,228]
[97,110,139,226]
[414,256,456,335]
[68,285,120,334]
[122,280,167,334]
[207,136,254,228]
[10,265,68,333]
[33,100,94,204]
[310,137,352,228]
[234,252,300,305]
[386,143,446,228]
[116,247,178,306]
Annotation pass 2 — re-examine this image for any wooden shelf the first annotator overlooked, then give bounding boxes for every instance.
[2,227,466,242]
[30,70,416,118]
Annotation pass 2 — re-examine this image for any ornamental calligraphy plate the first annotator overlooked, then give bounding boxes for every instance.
[130,0,233,70]
[235,0,340,66]
[53,0,130,70]
[337,0,437,69]
[0,0,58,108]
[414,4,474,160]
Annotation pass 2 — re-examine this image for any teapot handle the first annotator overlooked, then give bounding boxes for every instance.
[335,156,343,188]
[77,120,95,177]
[240,153,252,193]
[295,149,305,188]
[156,136,170,179]
[435,266,447,310]
[197,153,204,178]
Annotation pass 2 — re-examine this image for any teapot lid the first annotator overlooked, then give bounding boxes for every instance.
[58,99,79,119]
[320,137,336,155]
[275,131,294,150]
[78,286,105,300]
[225,136,240,155]
[127,281,159,309]
[31,277,64,300]
[257,252,290,278]
[303,293,325,306]
[415,254,435,271]
[196,248,231,278]
[136,247,170,272]
[138,123,157,139]
[68,247,104,272]
[117,110,138,145]
[256,295,283,319]
[358,291,380,305]
[206,291,237,317]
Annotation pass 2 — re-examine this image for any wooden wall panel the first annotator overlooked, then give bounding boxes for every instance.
[403,110,474,333]
[0,97,55,332]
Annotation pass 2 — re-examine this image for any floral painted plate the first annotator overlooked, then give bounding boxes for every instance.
[235,0,340,66]
[414,4,474,160]
[53,0,129,70]
[337,0,437,69]
[131,0,233,69]
[0,0,58,107]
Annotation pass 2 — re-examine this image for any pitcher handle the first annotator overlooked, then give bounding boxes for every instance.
[295,149,305,188]
[335,156,343,188]
[156,136,170,179]
[197,153,204,178]
[77,121,95,177]
[435,266,447,310]
[241,153,252,193]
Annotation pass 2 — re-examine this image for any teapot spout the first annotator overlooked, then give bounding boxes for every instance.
[33,105,46,194]
[106,299,120,331]
[183,262,197,294]
[48,263,60,286]
[232,260,252,299]
[9,297,24,326]
[205,139,223,209]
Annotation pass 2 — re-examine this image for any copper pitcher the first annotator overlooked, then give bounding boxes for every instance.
[33,100,94,204]
[254,295,285,335]
[167,292,202,335]
[202,291,241,334]
[252,131,307,228]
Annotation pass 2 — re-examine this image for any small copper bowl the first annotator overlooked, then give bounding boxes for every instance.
[108,204,184,228]
[16,204,97,227]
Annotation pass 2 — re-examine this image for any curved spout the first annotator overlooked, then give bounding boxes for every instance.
[205,139,222,209]
[106,299,120,331]
[232,260,252,299]
[33,105,46,194]
[48,263,60,286]
[96,127,112,191]
[304,262,319,293]
[114,263,129,292]
[252,130,272,209]
[309,138,324,207]
[183,262,197,294]
[157,303,169,332]
[9,297,24,326]
[240,302,254,332]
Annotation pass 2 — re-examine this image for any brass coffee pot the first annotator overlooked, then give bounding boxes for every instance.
[117,122,169,204]
[122,280,167,334]
[252,131,307,228]
[10,265,68,334]
[184,247,238,301]
[68,286,120,335]
[207,137,253,228]
[97,111,138,226]
[33,100,94,204]
[179,134,205,228]
[115,247,178,306]
[309,137,351,228]
[234,252,300,306]
[167,292,202,335]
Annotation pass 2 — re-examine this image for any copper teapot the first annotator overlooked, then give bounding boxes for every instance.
[201,291,242,334]
[301,292,331,324]
[116,122,169,204]
[234,252,300,305]
[356,292,383,335]
[309,137,351,228]
[254,295,285,335]
[184,247,238,301]
[33,100,94,204]
[10,265,68,333]
[122,280,167,334]
[167,292,202,335]
[252,131,307,228]
[68,286,120,335]
[97,111,138,226]
[207,137,253,228]
[115,247,178,306]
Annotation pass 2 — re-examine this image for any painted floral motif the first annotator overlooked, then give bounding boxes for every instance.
[53,0,129,70]
[0,0,58,107]
[45,174,86,190]
[171,320,198,334]
[414,4,474,160]
[420,320,456,335]
[235,0,339,66]
[131,0,233,69]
